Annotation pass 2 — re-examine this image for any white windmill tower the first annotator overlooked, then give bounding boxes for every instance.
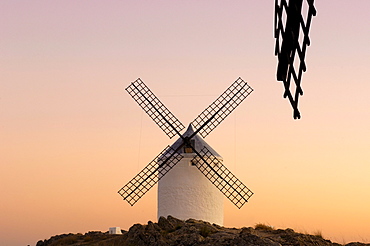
[158,124,225,224]
[118,78,254,225]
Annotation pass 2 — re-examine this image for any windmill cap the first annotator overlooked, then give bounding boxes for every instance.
[165,124,222,157]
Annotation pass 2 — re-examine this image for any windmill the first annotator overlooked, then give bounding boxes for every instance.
[118,77,254,225]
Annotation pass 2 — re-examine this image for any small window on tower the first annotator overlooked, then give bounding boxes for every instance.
[184,139,195,153]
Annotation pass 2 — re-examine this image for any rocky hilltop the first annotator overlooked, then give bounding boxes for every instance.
[36,216,369,246]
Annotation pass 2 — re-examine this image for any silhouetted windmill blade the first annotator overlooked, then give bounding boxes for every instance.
[191,147,253,209]
[191,78,253,138]
[118,145,183,206]
[274,0,316,119]
[126,78,185,138]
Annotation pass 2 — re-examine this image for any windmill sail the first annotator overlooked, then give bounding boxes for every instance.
[191,147,253,209]
[126,78,185,138]
[191,77,253,138]
[274,0,316,119]
[118,146,183,206]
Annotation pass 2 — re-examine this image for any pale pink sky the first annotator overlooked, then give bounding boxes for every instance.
[1,1,370,245]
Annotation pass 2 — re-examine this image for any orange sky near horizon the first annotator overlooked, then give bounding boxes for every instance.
[1,1,370,245]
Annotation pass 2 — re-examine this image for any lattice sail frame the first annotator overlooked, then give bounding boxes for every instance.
[191,77,253,138]
[191,147,253,208]
[118,146,183,206]
[119,78,254,208]
[274,0,316,119]
[126,78,185,138]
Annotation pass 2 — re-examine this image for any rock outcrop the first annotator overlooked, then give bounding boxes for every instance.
[36,216,370,246]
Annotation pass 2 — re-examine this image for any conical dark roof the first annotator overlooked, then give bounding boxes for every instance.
[167,124,221,157]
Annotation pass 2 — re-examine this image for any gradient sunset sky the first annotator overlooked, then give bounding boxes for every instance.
[1,1,370,245]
